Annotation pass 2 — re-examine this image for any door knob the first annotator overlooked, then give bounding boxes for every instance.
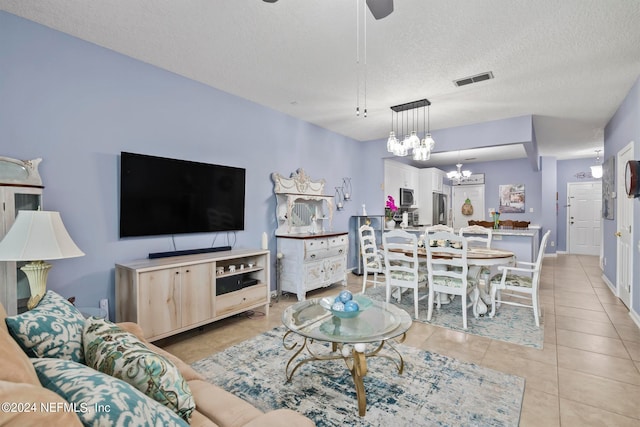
[615,231,622,237]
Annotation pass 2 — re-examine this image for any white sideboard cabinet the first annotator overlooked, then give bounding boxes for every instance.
[116,248,269,341]
[272,168,348,300]
[277,232,348,301]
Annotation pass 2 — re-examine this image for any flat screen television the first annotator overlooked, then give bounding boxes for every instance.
[119,152,246,238]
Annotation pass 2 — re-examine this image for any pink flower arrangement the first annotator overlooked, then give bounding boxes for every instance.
[385,195,398,219]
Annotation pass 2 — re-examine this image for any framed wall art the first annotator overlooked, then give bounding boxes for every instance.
[602,156,615,219]
[499,184,525,213]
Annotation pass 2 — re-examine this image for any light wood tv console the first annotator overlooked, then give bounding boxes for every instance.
[116,248,270,341]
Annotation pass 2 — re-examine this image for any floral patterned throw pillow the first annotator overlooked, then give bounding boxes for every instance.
[5,290,85,363]
[83,317,195,422]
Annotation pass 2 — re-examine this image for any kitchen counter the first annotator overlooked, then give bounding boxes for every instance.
[384,225,541,263]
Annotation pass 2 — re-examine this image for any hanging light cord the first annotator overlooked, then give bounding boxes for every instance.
[423,105,426,140]
[355,0,367,118]
[363,0,367,118]
[355,0,360,116]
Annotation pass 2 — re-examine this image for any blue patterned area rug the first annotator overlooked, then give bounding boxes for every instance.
[192,327,524,427]
[366,287,544,349]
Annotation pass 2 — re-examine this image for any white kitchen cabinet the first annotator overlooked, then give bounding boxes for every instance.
[421,168,446,193]
[384,159,419,205]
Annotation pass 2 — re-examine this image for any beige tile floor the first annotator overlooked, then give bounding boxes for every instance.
[157,254,640,426]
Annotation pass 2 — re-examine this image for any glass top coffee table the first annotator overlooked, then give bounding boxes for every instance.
[282,295,412,416]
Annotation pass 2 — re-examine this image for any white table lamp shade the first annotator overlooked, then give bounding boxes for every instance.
[0,210,84,309]
[0,210,84,261]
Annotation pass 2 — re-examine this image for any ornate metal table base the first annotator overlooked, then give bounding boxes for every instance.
[283,330,406,416]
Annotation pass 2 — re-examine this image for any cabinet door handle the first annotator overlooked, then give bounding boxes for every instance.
[310,254,316,259]
[338,249,344,254]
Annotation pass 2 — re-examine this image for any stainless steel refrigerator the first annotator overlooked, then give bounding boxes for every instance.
[432,193,448,225]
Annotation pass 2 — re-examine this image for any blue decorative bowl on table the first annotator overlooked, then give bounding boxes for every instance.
[320,293,373,319]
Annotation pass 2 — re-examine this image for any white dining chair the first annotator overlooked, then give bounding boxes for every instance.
[425,231,479,329]
[421,225,455,271]
[459,224,494,286]
[358,224,385,293]
[382,229,428,319]
[422,224,454,242]
[488,230,551,327]
[458,225,492,248]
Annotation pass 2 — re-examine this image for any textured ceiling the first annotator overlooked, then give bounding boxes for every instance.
[2,0,640,163]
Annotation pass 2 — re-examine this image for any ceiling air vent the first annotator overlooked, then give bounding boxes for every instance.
[454,71,494,87]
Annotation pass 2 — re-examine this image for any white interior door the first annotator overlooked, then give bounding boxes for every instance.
[567,181,602,255]
[616,142,633,308]
[452,184,485,230]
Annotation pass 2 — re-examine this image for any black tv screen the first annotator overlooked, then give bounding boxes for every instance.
[119,152,246,238]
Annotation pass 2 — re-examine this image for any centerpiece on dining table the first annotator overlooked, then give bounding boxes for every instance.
[428,239,463,249]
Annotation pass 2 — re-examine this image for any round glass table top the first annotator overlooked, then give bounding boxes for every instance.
[282,295,412,343]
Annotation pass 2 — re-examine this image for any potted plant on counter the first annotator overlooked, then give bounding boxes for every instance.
[385,195,398,229]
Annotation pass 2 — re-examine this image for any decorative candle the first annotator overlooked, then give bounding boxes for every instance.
[261,232,268,250]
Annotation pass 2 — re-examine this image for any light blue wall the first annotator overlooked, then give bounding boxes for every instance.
[540,157,558,254]
[0,12,363,315]
[603,76,640,316]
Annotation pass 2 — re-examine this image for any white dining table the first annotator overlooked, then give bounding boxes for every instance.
[392,246,516,316]
[427,246,515,316]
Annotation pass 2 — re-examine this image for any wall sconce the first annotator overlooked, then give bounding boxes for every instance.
[335,187,345,210]
[342,178,352,201]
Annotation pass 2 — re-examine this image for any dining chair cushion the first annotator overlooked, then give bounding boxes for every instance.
[365,259,382,268]
[431,275,478,290]
[490,274,533,288]
[390,270,428,283]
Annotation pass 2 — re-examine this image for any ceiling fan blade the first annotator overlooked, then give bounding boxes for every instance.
[366,0,394,20]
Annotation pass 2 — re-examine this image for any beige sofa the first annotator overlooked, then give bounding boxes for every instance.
[0,302,314,427]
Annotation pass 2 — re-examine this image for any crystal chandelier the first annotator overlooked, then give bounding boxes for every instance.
[447,163,472,184]
[386,99,434,160]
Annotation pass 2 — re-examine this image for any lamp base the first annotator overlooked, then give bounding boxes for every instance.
[20,260,52,310]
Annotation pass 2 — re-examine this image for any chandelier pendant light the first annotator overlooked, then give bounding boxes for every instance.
[447,152,472,184]
[447,163,472,184]
[386,98,434,160]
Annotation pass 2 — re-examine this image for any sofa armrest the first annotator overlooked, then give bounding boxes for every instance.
[116,322,204,382]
